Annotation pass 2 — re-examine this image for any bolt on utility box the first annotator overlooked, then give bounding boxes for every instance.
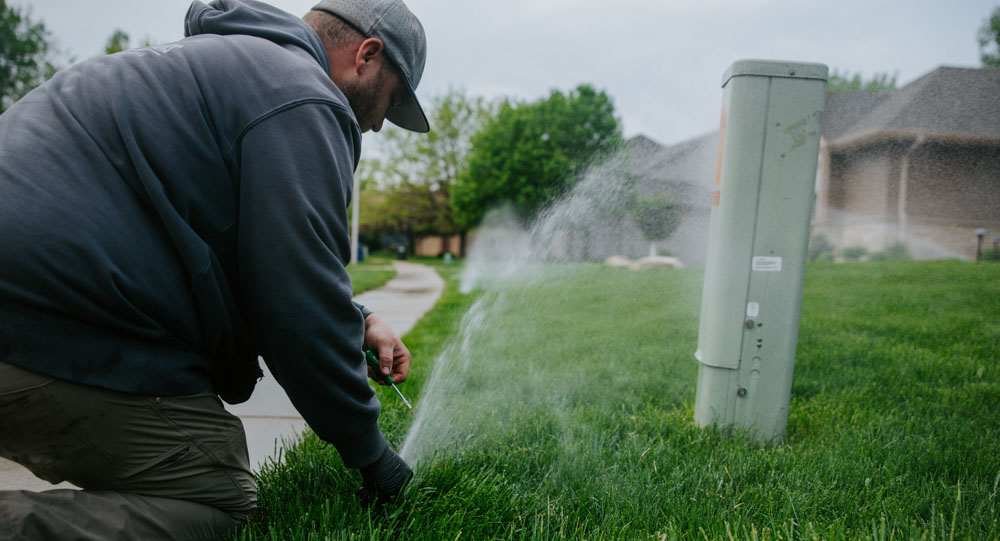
[694,59,828,442]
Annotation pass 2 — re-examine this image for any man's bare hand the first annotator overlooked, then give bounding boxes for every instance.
[363,313,411,384]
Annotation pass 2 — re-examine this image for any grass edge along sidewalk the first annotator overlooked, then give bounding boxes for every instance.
[235,260,1000,540]
[347,255,397,294]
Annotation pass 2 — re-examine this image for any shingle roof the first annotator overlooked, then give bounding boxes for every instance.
[626,132,718,209]
[826,66,1000,145]
[821,91,891,140]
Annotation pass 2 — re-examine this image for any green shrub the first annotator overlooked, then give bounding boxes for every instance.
[841,245,868,261]
[982,248,1000,262]
[808,233,834,262]
[870,242,910,261]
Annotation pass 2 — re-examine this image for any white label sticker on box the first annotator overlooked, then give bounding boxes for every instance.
[746,302,760,317]
[752,256,782,272]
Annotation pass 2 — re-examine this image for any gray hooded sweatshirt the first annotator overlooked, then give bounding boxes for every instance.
[0,0,386,467]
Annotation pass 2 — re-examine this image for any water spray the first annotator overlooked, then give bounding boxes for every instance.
[365,349,413,409]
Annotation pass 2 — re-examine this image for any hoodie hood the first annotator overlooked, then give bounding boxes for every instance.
[185,0,330,74]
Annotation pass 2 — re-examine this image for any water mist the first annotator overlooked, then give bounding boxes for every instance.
[400,151,708,467]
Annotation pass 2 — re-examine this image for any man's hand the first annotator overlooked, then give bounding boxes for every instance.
[363,313,411,384]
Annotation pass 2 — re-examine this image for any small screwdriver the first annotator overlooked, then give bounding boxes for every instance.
[364,349,413,410]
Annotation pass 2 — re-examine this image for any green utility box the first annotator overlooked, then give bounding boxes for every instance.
[694,60,828,442]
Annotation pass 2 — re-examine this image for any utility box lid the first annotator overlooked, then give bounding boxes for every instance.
[722,59,829,87]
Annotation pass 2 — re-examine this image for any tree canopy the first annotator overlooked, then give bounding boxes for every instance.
[103,29,155,55]
[0,0,57,111]
[826,70,897,93]
[979,7,1000,68]
[357,89,493,248]
[630,192,681,257]
[104,29,131,55]
[451,84,622,228]
[631,193,680,244]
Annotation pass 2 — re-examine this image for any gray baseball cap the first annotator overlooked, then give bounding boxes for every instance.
[311,0,429,133]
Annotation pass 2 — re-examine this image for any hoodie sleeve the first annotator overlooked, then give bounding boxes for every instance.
[236,100,386,469]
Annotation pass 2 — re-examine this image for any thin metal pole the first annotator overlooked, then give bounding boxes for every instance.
[351,173,361,265]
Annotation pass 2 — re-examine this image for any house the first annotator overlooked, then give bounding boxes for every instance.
[635,66,1000,262]
[815,66,1000,259]
[414,234,464,257]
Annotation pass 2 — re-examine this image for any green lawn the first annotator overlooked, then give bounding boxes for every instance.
[236,260,999,540]
[348,255,397,294]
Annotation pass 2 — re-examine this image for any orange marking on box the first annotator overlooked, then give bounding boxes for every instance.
[712,190,721,206]
[714,108,727,186]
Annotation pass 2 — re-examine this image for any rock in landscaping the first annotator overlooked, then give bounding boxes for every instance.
[628,256,684,270]
[604,256,633,267]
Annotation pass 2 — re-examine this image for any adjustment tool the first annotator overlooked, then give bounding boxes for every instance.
[365,349,413,409]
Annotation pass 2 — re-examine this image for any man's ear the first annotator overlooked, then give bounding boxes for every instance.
[354,38,385,75]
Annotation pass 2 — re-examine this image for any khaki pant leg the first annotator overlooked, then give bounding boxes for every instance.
[0,361,257,541]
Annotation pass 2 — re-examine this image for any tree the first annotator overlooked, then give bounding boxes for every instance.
[630,193,680,257]
[0,0,57,111]
[452,84,622,228]
[357,89,493,255]
[979,7,1000,68]
[827,70,897,93]
[103,29,154,55]
[104,29,131,55]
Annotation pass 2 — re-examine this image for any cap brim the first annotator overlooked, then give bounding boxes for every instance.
[386,76,429,133]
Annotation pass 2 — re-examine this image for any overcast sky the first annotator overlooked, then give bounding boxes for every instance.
[23,0,998,148]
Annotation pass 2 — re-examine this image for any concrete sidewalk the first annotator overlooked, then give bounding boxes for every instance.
[1,261,444,491]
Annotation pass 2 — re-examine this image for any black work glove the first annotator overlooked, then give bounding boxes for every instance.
[359,445,412,509]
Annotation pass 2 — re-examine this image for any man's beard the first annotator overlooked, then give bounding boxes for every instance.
[341,66,388,131]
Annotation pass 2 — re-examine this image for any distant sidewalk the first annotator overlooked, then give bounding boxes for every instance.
[0,261,445,491]
[352,260,447,334]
